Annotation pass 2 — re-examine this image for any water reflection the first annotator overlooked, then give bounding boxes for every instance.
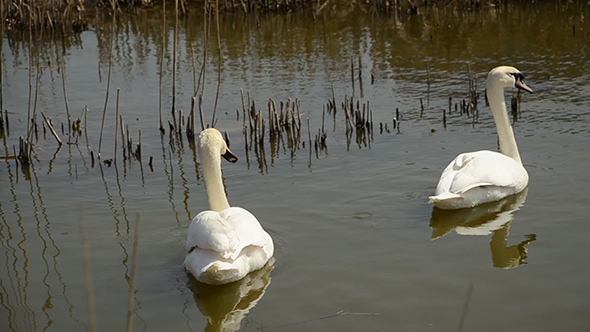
[430,188,536,269]
[186,259,274,332]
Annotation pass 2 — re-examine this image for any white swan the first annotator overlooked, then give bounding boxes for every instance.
[429,66,533,210]
[184,128,274,285]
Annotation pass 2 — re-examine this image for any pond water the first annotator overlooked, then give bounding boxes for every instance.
[1,2,590,331]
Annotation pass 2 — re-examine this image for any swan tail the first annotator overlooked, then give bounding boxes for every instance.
[429,192,463,209]
[199,262,242,285]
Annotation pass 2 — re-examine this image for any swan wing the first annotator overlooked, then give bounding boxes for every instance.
[186,207,270,260]
[435,151,525,195]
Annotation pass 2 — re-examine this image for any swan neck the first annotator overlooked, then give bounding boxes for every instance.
[200,148,230,212]
[487,85,522,165]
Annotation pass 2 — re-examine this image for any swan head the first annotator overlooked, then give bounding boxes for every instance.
[487,66,533,94]
[199,128,238,163]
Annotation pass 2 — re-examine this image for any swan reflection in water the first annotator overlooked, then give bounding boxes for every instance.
[430,188,536,269]
[186,258,275,332]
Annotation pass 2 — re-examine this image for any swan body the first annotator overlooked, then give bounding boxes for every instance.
[429,66,533,210]
[184,129,274,285]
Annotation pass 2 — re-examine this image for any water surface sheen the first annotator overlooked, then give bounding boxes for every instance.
[1,2,589,331]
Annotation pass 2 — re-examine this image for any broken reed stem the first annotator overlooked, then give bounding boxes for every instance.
[158,0,165,133]
[198,94,205,131]
[120,114,126,160]
[306,118,311,149]
[211,0,222,128]
[84,106,89,144]
[190,96,196,136]
[78,206,97,332]
[28,51,41,142]
[98,9,116,157]
[26,7,33,141]
[0,0,4,132]
[61,65,72,138]
[171,0,178,117]
[350,56,355,97]
[126,213,141,332]
[41,112,62,146]
[114,88,120,163]
[194,1,209,99]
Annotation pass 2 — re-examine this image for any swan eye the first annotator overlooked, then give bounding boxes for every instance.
[510,72,525,81]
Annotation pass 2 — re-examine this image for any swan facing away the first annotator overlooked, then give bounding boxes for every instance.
[429,66,533,210]
[184,128,274,285]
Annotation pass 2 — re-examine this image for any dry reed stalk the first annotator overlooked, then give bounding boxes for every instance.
[158,0,165,134]
[26,8,33,140]
[331,83,336,114]
[240,89,246,129]
[198,94,205,131]
[78,206,97,332]
[358,55,364,98]
[137,129,142,161]
[191,45,197,94]
[189,96,196,137]
[194,1,209,99]
[211,0,222,128]
[171,0,178,119]
[28,51,42,142]
[120,114,126,161]
[84,105,89,144]
[420,98,424,117]
[125,214,140,332]
[350,56,355,96]
[98,8,116,157]
[0,0,4,133]
[41,112,62,146]
[114,88,120,163]
[61,65,72,139]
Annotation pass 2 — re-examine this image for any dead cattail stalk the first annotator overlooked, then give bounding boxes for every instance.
[61,65,72,139]
[0,0,4,133]
[189,96,196,137]
[78,206,97,332]
[26,6,33,141]
[158,0,166,134]
[350,56,355,96]
[28,51,42,142]
[84,105,89,144]
[358,55,364,98]
[211,0,222,128]
[120,115,126,161]
[331,83,336,114]
[198,94,205,131]
[171,0,178,119]
[114,88,120,163]
[194,1,209,99]
[41,112,62,146]
[98,8,116,157]
[420,98,424,117]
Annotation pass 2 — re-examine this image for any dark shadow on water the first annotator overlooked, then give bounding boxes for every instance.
[430,188,537,269]
[186,258,274,332]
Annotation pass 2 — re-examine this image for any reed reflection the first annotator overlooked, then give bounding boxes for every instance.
[187,259,274,332]
[430,188,536,269]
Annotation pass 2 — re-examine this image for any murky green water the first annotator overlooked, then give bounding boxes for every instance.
[1,2,590,331]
